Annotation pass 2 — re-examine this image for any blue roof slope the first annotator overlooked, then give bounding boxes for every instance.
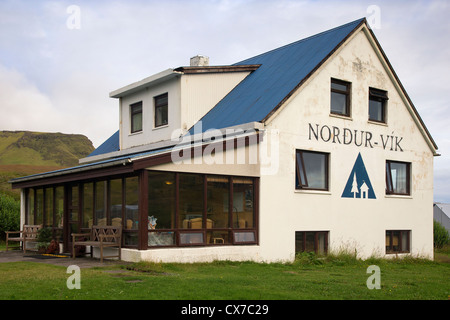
[192,18,365,133]
[88,130,120,157]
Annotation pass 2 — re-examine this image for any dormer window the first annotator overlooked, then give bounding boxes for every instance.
[154,93,168,128]
[130,102,143,133]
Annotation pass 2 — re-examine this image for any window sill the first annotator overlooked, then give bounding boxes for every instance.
[385,194,412,199]
[367,120,388,127]
[153,124,169,131]
[329,113,352,121]
[129,131,143,137]
[295,189,331,195]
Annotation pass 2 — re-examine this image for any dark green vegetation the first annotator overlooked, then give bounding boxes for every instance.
[0,252,448,300]
[0,131,94,199]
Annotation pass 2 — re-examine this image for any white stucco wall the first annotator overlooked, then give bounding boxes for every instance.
[117,26,435,264]
[257,28,435,261]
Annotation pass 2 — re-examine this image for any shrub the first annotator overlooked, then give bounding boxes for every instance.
[434,220,450,249]
[0,193,20,240]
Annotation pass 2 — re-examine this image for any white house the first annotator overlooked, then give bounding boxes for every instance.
[11,18,438,262]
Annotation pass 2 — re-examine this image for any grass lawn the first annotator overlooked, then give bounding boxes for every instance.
[0,250,448,301]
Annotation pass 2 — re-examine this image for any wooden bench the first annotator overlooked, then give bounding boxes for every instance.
[5,224,42,252]
[71,225,122,263]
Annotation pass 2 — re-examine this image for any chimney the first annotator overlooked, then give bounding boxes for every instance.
[190,55,209,67]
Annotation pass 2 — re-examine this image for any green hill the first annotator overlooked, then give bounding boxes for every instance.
[0,131,95,199]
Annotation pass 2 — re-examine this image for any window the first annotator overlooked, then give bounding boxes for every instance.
[368,88,388,123]
[295,150,329,191]
[130,102,143,133]
[147,171,257,247]
[295,231,329,255]
[154,93,168,128]
[386,160,411,195]
[386,230,410,254]
[148,171,176,247]
[82,183,93,228]
[330,78,351,116]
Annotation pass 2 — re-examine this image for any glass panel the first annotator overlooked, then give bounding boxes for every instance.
[305,232,315,252]
[317,233,327,254]
[44,188,53,227]
[155,105,168,127]
[180,232,204,245]
[369,99,383,122]
[331,82,348,91]
[296,152,306,187]
[390,162,408,194]
[155,94,168,127]
[385,231,391,252]
[132,111,142,132]
[401,231,409,252]
[27,189,35,224]
[110,179,123,226]
[95,181,107,226]
[83,183,93,228]
[148,231,175,246]
[179,173,203,229]
[131,102,142,133]
[207,175,229,229]
[207,231,229,245]
[302,152,327,190]
[232,178,254,229]
[234,231,255,243]
[295,232,304,253]
[125,176,139,230]
[392,231,400,252]
[36,189,43,225]
[148,171,175,230]
[124,232,138,247]
[55,186,64,229]
[331,91,347,115]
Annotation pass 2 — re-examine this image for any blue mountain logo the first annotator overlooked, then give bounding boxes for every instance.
[341,153,376,199]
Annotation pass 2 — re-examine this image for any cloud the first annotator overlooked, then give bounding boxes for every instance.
[0,0,448,200]
[0,64,63,131]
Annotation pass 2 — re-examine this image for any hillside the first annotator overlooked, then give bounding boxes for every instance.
[0,131,95,199]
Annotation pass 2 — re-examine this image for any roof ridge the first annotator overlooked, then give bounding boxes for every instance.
[234,18,366,65]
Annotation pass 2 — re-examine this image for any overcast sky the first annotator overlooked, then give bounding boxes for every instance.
[0,0,449,202]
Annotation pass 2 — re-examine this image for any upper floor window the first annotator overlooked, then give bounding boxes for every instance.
[386,160,410,195]
[154,93,168,128]
[369,88,388,123]
[330,78,351,117]
[130,101,143,133]
[295,150,329,191]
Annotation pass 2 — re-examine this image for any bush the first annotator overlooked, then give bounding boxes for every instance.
[0,193,20,240]
[434,220,450,249]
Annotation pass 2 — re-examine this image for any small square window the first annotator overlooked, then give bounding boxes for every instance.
[386,230,410,254]
[296,150,329,191]
[386,160,411,195]
[369,88,388,123]
[154,93,168,128]
[295,231,329,254]
[330,78,351,116]
[130,102,142,133]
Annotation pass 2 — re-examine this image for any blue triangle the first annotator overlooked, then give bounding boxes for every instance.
[341,153,376,199]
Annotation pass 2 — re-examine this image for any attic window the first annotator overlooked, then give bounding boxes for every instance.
[330,78,351,117]
[154,93,168,128]
[369,88,388,123]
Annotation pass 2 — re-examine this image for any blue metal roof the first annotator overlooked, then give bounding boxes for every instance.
[90,19,365,157]
[88,130,120,157]
[191,18,365,133]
